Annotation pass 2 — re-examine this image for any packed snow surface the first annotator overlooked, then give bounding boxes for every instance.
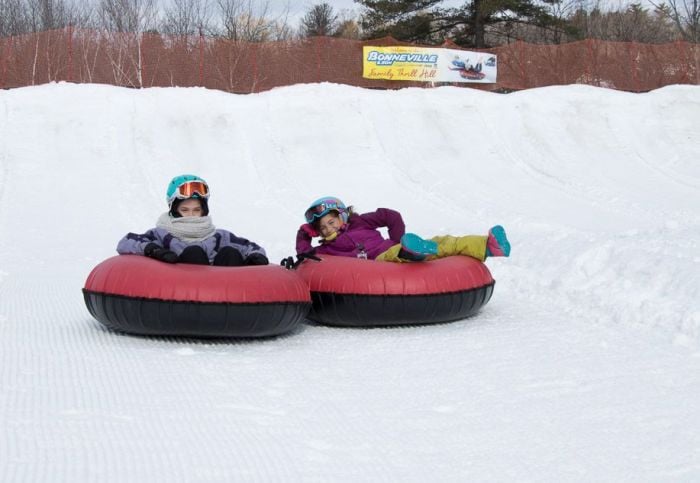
[0,82,699,481]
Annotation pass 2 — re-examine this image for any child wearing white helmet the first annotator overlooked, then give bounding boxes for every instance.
[117,174,268,266]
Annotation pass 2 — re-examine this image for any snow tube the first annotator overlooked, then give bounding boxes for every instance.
[296,255,495,327]
[83,255,311,338]
[460,70,485,80]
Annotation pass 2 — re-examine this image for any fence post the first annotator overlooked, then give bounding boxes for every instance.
[198,28,204,87]
[517,39,526,89]
[626,41,640,92]
[675,40,689,84]
[585,38,594,86]
[67,25,74,82]
[696,43,700,85]
[0,36,8,89]
[140,32,146,88]
[251,43,259,93]
[316,37,322,83]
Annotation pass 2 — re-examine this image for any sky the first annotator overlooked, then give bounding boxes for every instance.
[274,0,468,26]
[0,81,699,480]
[251,0,361,26]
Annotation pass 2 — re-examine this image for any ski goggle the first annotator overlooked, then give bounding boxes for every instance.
[174,180,209,200]
[305,201,344,223]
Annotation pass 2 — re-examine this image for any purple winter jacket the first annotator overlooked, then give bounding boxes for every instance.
[117,227,266,264]
[296,208,405,260]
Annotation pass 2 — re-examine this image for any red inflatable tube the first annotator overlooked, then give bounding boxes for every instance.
[295,255,495,327]
[83,255,311,338]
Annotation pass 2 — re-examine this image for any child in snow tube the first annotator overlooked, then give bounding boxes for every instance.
[294,196,510,263]
[117,174,269,266]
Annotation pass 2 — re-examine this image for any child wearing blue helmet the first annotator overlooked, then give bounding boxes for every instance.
[295,196,510,263]
[117,174,269,266]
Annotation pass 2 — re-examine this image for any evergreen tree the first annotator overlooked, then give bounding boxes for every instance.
[356,0,561,47]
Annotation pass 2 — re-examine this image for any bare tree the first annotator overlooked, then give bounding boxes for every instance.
[161,0,212,37]
[26,0,64,31]
[299,3,338,37]
[215,0,291,41]
[653,0,700,41]
[24,0,94,31]
[610,3,675,42]
[97,0,159,88]
[0,0,28,36]
[335,18,361,39]
[567,0,676,42]
[71,1,98,29]
[98,0,158,33]
[267,6,294,40]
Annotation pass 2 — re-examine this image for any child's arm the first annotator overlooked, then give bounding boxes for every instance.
[296,223,318,255]
[360,208,406,243]
[220,232,268,264]
[117,229,178,263]
[116,229,160,255]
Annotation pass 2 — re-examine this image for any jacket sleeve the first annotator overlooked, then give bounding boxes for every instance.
[116,229,160,255]
[296,227,315,255]
[218,231,266,260]
[359,208,406,243]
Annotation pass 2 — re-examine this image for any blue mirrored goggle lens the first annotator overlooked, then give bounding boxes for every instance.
[305,202,339,223]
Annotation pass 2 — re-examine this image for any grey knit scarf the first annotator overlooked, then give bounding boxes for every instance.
[156,212,216,243]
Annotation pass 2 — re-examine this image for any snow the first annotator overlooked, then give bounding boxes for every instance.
[1,81,699,480]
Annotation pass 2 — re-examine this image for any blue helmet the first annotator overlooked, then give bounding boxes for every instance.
[166,174,209,204]
[166,174,210,217]
[304,196,348,224]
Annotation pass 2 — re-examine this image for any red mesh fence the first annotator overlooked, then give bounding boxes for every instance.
[1,29,698,92]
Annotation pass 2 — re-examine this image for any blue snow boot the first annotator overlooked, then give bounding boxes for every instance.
[485,225,511,257]
[399,233,438,261]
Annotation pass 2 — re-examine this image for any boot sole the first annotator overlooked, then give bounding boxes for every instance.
[401,233,438,256]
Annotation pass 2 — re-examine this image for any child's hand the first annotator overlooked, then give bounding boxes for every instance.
[246,253,269,266]
[299,223,318,238]
[144,242,178,264]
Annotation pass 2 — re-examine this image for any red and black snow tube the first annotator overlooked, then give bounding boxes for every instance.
[296,255,495,327]
[83,255,311,338]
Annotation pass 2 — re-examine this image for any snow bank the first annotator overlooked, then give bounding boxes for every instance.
[0,82,699,480]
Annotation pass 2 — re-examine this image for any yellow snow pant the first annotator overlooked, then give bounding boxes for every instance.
[375,235,487,263]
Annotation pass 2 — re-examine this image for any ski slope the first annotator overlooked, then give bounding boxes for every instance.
[0,82,699,481]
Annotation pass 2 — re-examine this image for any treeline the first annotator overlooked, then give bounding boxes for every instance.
[353,0,699,47]
[1,0,698,47]
[0,0,295,40]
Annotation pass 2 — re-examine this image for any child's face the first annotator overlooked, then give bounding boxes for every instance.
[317,212,344,239]
[176,198,204,217]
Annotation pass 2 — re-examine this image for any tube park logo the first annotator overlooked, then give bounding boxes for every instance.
[362,46,440,81]
[366,50,439,66]
[362,46,497,84]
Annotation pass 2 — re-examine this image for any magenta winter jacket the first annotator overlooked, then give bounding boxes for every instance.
[296,208,406,260]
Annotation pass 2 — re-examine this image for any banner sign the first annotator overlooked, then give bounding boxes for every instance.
[362,46,497,84]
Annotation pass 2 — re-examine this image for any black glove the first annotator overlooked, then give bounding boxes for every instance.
[280,251,321,270]
[280,256,297,269]
[144,242,178,264]
[246,253,269,266]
